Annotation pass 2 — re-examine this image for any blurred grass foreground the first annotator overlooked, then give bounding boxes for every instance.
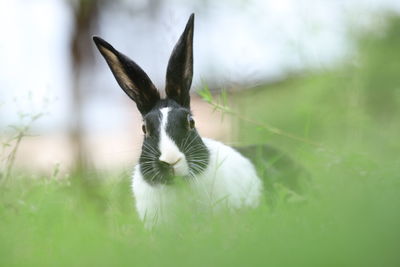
[1,14,400,267]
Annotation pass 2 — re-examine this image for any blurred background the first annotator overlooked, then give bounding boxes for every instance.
[1,0,400,173]
[2,1,400,266]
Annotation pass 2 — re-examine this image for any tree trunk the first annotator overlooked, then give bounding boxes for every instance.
[69,0,100,172]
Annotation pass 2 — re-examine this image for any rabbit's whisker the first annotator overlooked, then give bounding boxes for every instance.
[182,133,197,149]
[182,135,199,153]
[140,160,156,165]
[185,144,205,154]
[188,159,207,164]
[142,143,159,154]
[180,133,191,150]
[149,170,161,183]
[189,162,207,174]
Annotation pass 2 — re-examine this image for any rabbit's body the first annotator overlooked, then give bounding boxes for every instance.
[133,137,262,226]
[94,14,263,227]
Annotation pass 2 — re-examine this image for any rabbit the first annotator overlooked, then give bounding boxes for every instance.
[93,14,263,227]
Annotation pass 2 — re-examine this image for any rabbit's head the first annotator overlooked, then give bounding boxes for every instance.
[93,14,209,185]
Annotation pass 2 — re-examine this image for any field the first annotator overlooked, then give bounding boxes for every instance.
[1,16,400,267]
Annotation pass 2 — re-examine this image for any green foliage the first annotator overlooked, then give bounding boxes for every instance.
[357,15,400,118]
[1,161,399,266]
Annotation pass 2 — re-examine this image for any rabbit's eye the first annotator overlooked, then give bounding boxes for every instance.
[187,115,195,130]
[142,124,147,135]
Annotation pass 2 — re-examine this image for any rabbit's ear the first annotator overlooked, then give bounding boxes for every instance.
[165,14,194,108]
[93,36,160,115]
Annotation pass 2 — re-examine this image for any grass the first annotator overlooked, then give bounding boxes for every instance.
[1,14,400,267]
[1,159,399,266]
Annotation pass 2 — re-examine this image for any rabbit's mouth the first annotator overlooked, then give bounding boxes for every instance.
[151,158,190,185]
[165,161,190,178]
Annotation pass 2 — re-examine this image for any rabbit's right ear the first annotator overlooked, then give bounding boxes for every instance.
[165,14,194,108]
[93,36,160,115]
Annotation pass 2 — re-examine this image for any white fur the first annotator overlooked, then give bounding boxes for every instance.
[194,138,262,208]
[132,137,263,228]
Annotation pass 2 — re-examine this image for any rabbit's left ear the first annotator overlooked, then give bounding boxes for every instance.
[165,14,194,108]
[93,36,160,115]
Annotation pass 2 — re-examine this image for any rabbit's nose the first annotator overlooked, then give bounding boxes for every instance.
[159,154,182,167]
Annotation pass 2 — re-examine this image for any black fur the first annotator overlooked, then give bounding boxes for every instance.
[235,144,310,203]
[93,36,160,115]
[94,14,209,185]
[165,14,194,108]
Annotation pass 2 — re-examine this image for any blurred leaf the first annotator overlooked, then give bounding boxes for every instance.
[197,85,213,103]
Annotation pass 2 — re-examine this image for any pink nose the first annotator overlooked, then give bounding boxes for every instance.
[159,154,182,166]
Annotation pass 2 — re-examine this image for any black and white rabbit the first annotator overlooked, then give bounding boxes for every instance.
[93,14,262,227]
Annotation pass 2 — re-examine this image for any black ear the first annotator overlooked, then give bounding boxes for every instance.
[165,13,194,108]
[93,36,160,115]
